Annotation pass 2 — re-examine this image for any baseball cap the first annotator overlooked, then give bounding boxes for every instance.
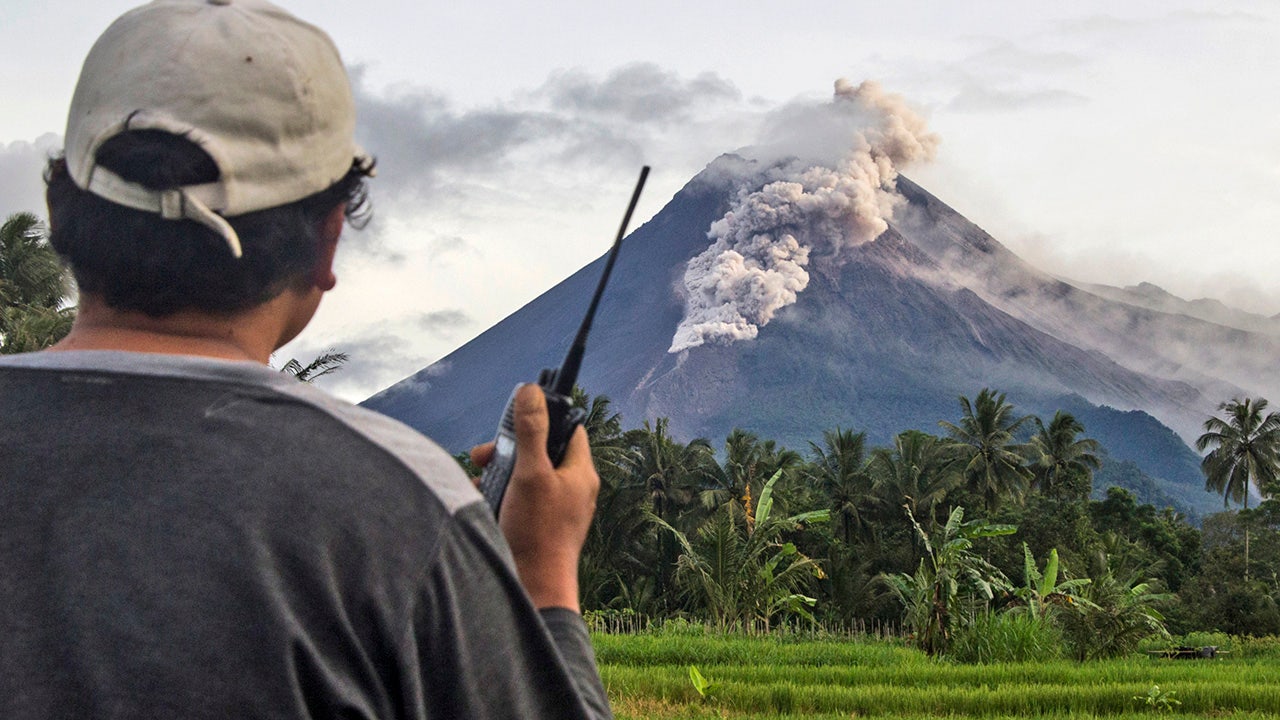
[64,0,373,258]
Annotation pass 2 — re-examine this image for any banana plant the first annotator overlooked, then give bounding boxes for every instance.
[1011,543,1094,620]
[656,469,829,630]
[881,505,1015,655]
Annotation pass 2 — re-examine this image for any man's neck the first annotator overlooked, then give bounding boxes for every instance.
[50,294,301,364]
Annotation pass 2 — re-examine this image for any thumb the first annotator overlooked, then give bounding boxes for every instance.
[511,384,552,472]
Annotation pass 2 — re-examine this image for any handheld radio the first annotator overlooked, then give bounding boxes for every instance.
[478,166,650,517]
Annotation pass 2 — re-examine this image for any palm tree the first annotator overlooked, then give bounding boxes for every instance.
[1027,411,1101,500]
[869,430,962,529]
[939,388,1034,513]
[277,350,349,382]
[625,418,718,529]
[1195,397,1280,581]
[806,428,873,545]
[623,418,719,611]
[1,212,75,353]
[708,429,801,521]
[581,468,659,612]
[570,387,634,482]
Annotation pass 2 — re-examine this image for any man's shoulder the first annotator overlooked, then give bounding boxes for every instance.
[0,350,481,514]
[266,368,481,514]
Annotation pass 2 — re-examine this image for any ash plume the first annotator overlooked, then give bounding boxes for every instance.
[668,80,939,353]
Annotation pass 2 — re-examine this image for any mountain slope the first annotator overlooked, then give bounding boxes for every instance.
[1081,281,1280,337]
[363,156,1245,516]
[893,176,1278,440]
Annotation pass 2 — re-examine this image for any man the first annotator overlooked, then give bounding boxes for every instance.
[0,1,611,718]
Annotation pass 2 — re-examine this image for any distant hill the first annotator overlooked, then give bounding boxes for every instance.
[1080,281,1280,338]
[363,155,1269,517]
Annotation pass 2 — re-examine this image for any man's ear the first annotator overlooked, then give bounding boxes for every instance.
[313,203,345,291]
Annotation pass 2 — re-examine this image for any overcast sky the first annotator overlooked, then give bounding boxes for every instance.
[2,0,1276,402]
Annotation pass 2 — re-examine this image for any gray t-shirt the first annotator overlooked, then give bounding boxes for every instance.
[0,351,611,719]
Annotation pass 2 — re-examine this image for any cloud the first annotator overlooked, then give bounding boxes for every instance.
[413,309,472,338]
[350,65,564,203]
[1057,9,1265,38]
[947,84,1089,113]
[350,63,744,211]
[960,41,1087,77]
[0,134,59,221]
[286,306,473,402]
[536,63,741,123]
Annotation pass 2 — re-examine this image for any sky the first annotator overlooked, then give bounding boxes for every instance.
[2,0,1277,402]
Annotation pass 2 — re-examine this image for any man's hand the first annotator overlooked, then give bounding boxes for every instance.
[469,384,599,612]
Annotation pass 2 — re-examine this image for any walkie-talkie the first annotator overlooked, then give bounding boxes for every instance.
[478,166,650,517]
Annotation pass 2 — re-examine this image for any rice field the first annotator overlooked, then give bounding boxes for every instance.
[594,632,1280,719]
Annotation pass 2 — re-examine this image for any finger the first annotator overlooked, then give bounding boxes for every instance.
[559,424,594,471]
[470,441,495,469]
[511,384,552,472]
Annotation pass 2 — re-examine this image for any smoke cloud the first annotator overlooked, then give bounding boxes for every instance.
[668,80,939,353]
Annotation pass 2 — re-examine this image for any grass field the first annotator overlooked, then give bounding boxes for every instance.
[594,632,1280,719]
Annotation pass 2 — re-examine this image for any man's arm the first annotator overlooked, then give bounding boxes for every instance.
[449,383,609,718]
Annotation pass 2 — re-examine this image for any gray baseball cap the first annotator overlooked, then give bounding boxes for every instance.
[64,0,373,258]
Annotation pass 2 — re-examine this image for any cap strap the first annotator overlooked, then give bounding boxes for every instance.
[83,166,243,258]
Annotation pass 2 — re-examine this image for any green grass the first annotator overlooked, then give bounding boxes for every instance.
[595,632,1280,719]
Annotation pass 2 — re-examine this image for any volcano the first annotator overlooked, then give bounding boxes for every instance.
[362,155,1277,517]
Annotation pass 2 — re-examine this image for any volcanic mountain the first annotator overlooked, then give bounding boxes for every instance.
[362,155,1276,517]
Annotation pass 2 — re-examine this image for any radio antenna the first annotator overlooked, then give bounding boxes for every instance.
[552,165,649,395]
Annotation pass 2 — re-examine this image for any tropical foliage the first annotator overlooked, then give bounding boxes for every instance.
[277,350,349,382]
[880,506,1015,655]
[0,212,75,353]
[657,470,828,631]
[1197,397,1280,510]
[478,385,1279,653]
[1196,397,1280,581]
[938,388,1034,512]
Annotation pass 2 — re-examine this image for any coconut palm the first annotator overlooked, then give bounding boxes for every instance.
[623,418,718,611]
[1028,411,1101,500]
[570,387,634,482]
[626,418,718,529]
[806,428,873,545]
[1,212,75,353]
[939,388,1034,513]
[1195,397,1280,581]
[708,429,801,522]
[869,430,962,529]
[277,350,349,382]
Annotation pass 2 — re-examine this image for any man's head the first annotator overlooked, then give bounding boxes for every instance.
[47,0,373,317]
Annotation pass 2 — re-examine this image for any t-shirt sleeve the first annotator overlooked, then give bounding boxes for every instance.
[414,502,612,720]
[537,608,612,720]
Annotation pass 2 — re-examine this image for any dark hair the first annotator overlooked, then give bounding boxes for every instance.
[46,130,374,316]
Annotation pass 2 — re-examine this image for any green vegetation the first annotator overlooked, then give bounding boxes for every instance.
[276,350,349,382]
[0,212,74,353]
[593,630,1280,719]
[560,387,1280,648]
